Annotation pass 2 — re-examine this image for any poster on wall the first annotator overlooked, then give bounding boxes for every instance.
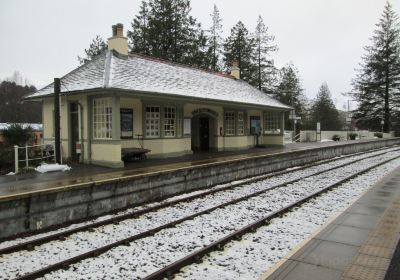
[250,116,261,135]
[120,108,133,138]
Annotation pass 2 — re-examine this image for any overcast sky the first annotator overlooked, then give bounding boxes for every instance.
[0,0,398,110]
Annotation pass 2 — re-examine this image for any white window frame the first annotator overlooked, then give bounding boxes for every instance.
[224,111,235,136]
[264,111,281,134]
[237,112,245,135]
[93,97,113,139]
[145,106,160,138]
[164,106,176,137]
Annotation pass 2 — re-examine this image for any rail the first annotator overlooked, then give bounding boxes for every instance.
[5,148,399,280]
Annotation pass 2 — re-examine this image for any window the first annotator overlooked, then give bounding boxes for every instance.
[264,112,281,134]
[93,97,112,139]
[237,112,245,135]
[164,107,176,137]
[225,111,235,136]
[145,106,160,137]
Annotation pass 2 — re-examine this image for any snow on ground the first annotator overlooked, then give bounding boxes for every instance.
[177,158,400,279]
[0,147,393,251]
[28,152,400,280]
[0,147,398,280]
[35,163,71,173]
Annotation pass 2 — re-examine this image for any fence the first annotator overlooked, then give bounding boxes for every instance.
[299,130,393,142]
[14,142,58,173]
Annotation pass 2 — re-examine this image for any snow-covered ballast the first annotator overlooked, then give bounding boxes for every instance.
[25,24,292,168]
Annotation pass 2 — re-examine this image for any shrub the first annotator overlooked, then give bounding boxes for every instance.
[374,132,383,138]
[348,132,358,140]
[332,135,341,141]
[2,123,32,146]
[0,144,14,174]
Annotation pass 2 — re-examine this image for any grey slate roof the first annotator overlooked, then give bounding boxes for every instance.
[27,50,291,110]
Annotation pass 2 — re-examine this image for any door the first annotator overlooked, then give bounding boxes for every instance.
[199,117,209,151]
[70,103,80,161]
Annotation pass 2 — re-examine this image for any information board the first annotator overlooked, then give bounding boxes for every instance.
[120,108,133,138]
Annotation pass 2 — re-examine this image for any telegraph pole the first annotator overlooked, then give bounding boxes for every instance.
[54,78,61,164]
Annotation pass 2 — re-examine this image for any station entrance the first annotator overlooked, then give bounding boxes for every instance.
[191,109,217,152]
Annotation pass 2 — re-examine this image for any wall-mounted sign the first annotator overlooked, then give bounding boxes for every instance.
[120,108,133,138]
[184,118,191,135]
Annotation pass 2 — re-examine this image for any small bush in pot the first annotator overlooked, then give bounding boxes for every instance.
[332,135,341,141]
[374,132,383,138]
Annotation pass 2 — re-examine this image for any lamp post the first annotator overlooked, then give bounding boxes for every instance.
[381,120,384,133]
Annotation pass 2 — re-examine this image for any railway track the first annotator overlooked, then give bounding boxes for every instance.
[1,147,400,280]
[1,146,396,251]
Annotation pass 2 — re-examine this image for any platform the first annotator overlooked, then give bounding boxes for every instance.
[0,140,389,200]
[262,166,400,280]
[0,141,357,200]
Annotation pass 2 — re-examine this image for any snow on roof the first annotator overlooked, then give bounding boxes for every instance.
[0,123,43,131]
[26,50,291,110]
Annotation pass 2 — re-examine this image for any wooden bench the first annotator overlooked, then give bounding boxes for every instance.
[121,148,151,161]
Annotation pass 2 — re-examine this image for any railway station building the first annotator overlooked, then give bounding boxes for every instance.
[25,24,292,168]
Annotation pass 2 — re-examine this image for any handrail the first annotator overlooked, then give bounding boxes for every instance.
[14,142,56,173]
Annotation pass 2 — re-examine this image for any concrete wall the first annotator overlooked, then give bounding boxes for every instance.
[1,138,399,239]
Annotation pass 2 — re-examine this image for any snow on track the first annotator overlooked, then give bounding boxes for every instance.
[0,148,398,280]
[176,158,400,280]
[14,151,397,279]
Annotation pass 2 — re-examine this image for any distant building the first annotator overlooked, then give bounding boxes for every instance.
[0,123,43,145]
[25,24,291,168]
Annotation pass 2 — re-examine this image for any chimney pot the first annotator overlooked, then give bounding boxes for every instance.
[108,23,128,55]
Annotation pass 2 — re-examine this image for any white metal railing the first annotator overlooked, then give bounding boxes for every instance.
[14,142,58,173]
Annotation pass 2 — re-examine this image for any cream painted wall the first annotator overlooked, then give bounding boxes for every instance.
[120,97,142,146]
[223,136,254,149]
[42,98,53,139]
[91,143,123,164]
[263,135,284,145]
[143,138,191,156]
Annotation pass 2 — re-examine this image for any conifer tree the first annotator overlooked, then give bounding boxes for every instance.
[352,2,400,132]
[311,82,342,130]
[128,0,207,66]
[78,35,107,65]
[128,0,150,55]
[274,64,306,130]
[207,4,223,71]
[224,21,256,83]
[254,16,277,91]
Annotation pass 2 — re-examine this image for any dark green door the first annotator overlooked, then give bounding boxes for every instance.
[199,117,209,151]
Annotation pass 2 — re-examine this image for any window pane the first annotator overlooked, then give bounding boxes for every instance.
[264,112,281,134]
[93,97,112,139]
[145,106,160,137]
[225,111,235,136]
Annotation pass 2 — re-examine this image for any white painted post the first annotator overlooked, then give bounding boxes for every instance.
[14,145,18,174]
[25,145,29,168]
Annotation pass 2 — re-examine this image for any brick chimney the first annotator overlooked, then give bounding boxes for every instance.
[231,61,240,79]
[108,23,128,55]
